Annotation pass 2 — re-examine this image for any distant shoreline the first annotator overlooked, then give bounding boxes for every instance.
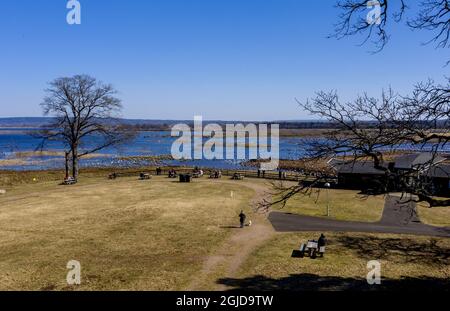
[0,127,337,138]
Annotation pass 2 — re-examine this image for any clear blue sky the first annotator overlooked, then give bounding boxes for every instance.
[0,0,448,120]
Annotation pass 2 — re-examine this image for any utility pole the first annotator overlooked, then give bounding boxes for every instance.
[324,182,331,217]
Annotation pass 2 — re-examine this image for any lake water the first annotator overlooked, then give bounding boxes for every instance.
[0,128,448,171]
[0,128,310,171]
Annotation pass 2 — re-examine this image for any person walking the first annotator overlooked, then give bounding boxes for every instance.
[239,210,247,228]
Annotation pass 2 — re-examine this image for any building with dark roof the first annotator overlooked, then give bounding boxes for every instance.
[426,164,450,196]
[329,153,450,196]
[394,153,445,170]
[329,159,387,190]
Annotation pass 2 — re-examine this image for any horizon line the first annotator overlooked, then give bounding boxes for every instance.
[0,116,326,123]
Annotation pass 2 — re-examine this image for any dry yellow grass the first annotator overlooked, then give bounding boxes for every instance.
[12,151,110,159]
[0,168,158,187]
[0,170,448,291]
[0,176,255,290]
[0,158,30,167]
[0,151,110,168]
[274,189,385,222]
[231,232,450,290]
[417,203,450,227]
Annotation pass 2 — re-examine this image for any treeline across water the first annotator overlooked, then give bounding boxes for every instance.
[1,117,450,131]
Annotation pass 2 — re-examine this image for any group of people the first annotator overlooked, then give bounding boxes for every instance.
[166,167,211,178]
[257,169,266,178]
[278,170,287,180]
[193,167,204,177]
[232,172,244,180]
[210,170,222,179]
[162,167,291,180]
[168,169,177,178]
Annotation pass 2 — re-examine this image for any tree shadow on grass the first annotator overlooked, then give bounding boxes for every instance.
[219,226,242,229]
[335,235,450,265]
[217,274,450,291]
[217,236,450,291]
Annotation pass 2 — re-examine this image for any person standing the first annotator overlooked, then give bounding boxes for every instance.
[318,234,327,249]
[239,210,247,228]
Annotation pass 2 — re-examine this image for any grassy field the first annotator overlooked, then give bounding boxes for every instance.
[230,232,450,291]
[0,176,255,290]
[274,188,385,222]
[0,170,449,291]
[417,203,450,227]
[0,168,158,187]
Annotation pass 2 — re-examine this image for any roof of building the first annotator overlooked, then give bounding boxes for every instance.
[394,153,446,169]
[330,159,387,175]
[330,153,450,176]
[426,164,450,178]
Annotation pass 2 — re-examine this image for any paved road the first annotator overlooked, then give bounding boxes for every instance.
[269,194,450,237]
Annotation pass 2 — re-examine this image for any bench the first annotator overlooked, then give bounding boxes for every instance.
[192,172,203,178]
[318,246,326,257]
[209,172,222,179]
[292,241,326,259]
[63,177,77,185]
[139,173,152,180]
[232,174,245,180]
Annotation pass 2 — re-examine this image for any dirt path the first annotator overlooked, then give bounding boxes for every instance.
[186,180,275,291]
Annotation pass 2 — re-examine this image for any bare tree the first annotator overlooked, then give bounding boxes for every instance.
[36,75,135,180]
[264,2,450,211]
[267,80,450,210]
[332,0,450,53]
[262,2,450,211]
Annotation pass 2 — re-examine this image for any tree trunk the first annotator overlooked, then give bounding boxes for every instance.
[72,147,79,180]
